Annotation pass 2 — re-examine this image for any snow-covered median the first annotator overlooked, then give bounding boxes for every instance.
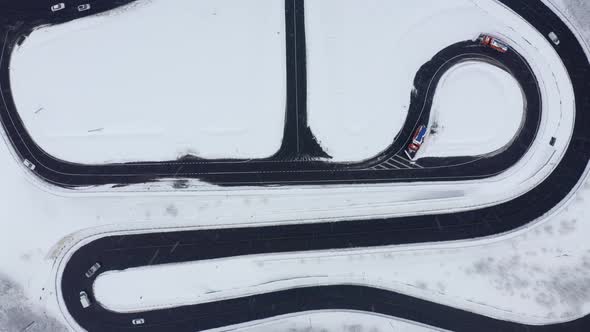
[10,0,286,163]
[419,61,524,158]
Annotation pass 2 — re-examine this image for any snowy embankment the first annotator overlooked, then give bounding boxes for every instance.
[10,0,286,163]
[305,0,524,161]
[418,61,524,158]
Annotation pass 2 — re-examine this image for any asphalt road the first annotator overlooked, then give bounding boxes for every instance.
[5,0,586,331]
[0,0,542,187]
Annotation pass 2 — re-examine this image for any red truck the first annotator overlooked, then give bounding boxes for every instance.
[480,35,509,53]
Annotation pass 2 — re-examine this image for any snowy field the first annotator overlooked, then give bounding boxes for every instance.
[306,0,524,161]
[3,0,574,254]
[419,61,524,158]
[12,0,536,164]
[10,0,286,163]
[0,0,589,332]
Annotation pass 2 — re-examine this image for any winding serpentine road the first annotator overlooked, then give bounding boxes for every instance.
[0,0,588,331]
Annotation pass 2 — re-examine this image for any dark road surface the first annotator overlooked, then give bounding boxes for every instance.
[0,0,587,331]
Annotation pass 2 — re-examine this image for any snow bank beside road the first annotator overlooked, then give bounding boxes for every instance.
[419,61,524,158]
[10,0,286,163]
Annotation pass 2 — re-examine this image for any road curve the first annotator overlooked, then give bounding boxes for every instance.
[57,1,590,331]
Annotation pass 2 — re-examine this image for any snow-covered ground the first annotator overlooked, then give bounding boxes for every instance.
[209,311,438,332]
[306,0,524,162]
[10,0,573,260]
[10,0,551,164]
[10,0,286,163]
[1,0,589,332]
[418,61,524,158]
[92,177,590,325]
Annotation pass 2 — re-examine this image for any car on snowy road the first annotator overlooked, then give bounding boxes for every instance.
[548,32,560,45]
[79,291,91,308]
[132,318,145,325]
[85,262,102,278]
[405,125,428,160]
[480,34,509,53]
[23,159,35,171]
[50,3,65,12]
[78,4,91,12]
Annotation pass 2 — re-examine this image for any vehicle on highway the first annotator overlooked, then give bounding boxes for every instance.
[79,291,91,308]
[50,3,65,12]
[23,159,35,171]
[480,34,509,53]
[78,4,91,12]
[405,125,428,160]
[85,262,102,278]
[132,318,145,325]
[548,32,560,45]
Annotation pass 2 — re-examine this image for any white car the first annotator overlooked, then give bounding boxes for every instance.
[23,159,35,171]
[132,318,145,325]
[79,291,91,308]
[78,4,91,12]
[50,3,65,12]
[85,262,102,278]
[548,32,560,46]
